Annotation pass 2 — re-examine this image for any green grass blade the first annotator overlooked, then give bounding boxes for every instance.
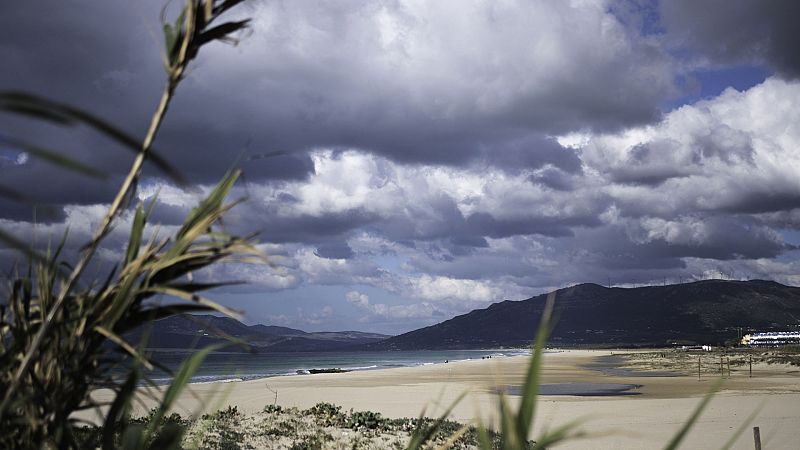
[145,343,225,441]
[405,391,466,450]
[125,204,145,266]
[499,394,521,449]
[718,403,763,450]
[476,422,494,450]
[94,326,154,370]
[532,418,587,449]
[196,20,250,46]
[212,0,247,18]
[516,292,556,440]
[177,170,240,240]
[102,368,139,450]
[103,262,144,326]
[662,379,722,450]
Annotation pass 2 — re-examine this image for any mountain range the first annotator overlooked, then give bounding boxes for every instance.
[371,279,800,349]
[125,314,390,352]
[132,279,800,351]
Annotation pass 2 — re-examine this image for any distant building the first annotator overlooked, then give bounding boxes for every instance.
[680,345,713,351]
[741,331,800,347]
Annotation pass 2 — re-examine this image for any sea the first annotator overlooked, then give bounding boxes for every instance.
[144,349,531,386]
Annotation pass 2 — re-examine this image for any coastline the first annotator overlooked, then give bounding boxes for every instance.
[87,349,800,449]
[141,347,531,386]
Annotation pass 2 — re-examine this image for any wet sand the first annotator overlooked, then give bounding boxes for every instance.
[88,349,800,449]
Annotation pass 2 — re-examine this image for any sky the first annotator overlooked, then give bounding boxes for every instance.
[2,0,800,334]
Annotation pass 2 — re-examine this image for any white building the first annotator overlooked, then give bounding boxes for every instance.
[741,331,800,347]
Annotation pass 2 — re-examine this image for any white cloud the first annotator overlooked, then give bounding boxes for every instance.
[406,274,498,303]
[345,289,440,321]
[581,78,800,218]
[345,291,371,308]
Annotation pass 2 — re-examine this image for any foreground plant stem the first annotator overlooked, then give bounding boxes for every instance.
[0,3,197,417]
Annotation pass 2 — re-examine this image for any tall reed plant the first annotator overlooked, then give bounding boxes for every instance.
[0,1,256,448]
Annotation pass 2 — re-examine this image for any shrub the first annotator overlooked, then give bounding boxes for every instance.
[305,402,345,427]
[345,410,386,431]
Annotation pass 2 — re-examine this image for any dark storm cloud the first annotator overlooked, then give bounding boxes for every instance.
[0,0,678,220]
[449,236,489,249]
[0,1,313,203]
[197,0,675,166]
[0,201,65,223]
[528,167,575,192]
[660,0,800,78]
[0,159,122,222]
[397,212,788,288]
[314,241,355,259]
[153,96,318,181]
[481,137,582,175]
[409,246,542,280]
[0,1,162,119]
[140,197,191,226]
[716,191,800,216]
[466,213,577,239]
[540,217,788,279]
[606,141,692,186]
[230,207,379,244]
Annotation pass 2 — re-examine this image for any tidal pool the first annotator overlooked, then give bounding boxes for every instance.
[504,382,643,397]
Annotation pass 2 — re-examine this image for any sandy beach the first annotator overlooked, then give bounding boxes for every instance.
[89,350,800,449]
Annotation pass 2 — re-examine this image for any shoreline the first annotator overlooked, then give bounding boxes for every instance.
[87,349,800,449]
[145,347,533,386]
[149,345,763,387]
[173,347,654,387]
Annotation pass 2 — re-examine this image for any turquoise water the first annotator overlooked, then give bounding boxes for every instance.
[145,349,530,385]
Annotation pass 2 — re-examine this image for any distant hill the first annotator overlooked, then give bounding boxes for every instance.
[126,315,390,352]
[370,280,800,350]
